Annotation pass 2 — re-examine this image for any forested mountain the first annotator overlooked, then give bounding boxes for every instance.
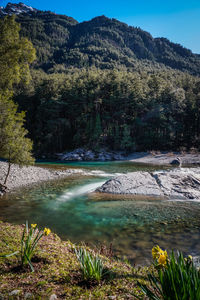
[1,3,200,156]
[1,2,200,75]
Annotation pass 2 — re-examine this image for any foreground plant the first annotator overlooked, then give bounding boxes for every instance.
[152,245,168,268]
[138,245,200,300]
[1,221,51,272]
[74,247,108,282]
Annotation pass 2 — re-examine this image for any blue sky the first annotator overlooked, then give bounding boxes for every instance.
[1,0,200,53]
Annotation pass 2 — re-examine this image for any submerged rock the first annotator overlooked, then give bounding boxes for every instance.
[97,168,200,200]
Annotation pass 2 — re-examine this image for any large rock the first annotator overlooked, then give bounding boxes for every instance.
[58,148,125,161]
[60,148,84,161]
[97,168,200,200]
[84,150,95,161]
[98,172,164,197]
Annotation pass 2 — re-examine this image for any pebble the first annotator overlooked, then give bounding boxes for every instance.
[9,290,21,296]
[24,292,33,299]
[49,294,58,300]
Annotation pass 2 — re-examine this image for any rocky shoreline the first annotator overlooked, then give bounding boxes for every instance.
[97,168,200,200]
[0,161,88,196]
[1,150,200,197]
[57,148,125,162]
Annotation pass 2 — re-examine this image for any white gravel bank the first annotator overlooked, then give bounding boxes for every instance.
[0,161,86,192]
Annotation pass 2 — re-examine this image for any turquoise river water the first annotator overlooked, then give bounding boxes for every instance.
[1,161,200,265]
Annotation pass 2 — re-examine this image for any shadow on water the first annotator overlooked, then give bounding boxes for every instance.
[1,161,200,265]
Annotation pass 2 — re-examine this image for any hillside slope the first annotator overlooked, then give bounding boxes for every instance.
[1,2,200,75]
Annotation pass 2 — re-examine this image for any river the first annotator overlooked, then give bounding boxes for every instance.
[0,161,200,265]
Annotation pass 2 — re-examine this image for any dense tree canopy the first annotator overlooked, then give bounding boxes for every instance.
[15,68,200,155]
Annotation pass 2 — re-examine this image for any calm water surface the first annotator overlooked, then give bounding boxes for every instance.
[1,161,200,265]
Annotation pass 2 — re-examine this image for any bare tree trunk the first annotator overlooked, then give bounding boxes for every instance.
[4,161,11,185]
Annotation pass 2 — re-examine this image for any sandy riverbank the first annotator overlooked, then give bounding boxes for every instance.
[0,161,86,193]
[127,152,200,165]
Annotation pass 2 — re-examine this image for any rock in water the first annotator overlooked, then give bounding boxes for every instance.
[97,168,200,200]
[170,157,182,166]
[98,172,165,197]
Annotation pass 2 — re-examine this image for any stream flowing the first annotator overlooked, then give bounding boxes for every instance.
[1,161,200,265]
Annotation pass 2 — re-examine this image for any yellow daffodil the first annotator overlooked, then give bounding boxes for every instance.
[44,228,51,236]
[31,224,37,229]
[152,245,168,267]
[188,255,193,260]
[158,253,168,266]
[152,245,163,260]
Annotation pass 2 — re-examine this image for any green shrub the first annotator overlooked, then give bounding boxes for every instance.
[74,247,108,282]
[138,246,200,300]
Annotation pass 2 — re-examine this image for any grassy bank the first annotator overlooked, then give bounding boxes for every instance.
[0,222,149,299]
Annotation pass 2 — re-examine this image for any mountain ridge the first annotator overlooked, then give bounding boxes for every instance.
[1,2,200,75]
[0,2,38,16]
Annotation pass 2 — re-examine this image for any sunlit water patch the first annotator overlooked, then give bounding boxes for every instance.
[1,162,200,265]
